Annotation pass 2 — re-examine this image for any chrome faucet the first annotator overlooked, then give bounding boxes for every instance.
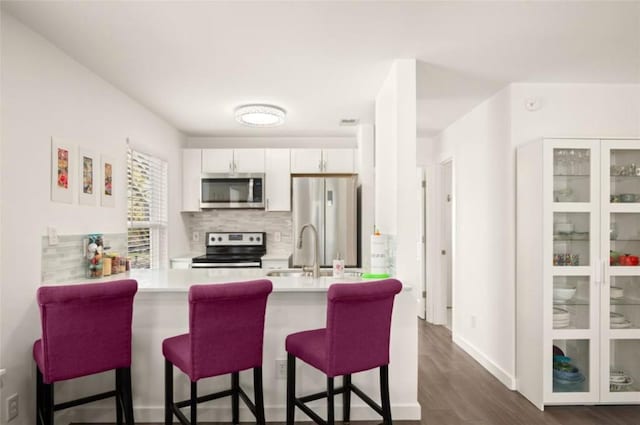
[297,223,320,278]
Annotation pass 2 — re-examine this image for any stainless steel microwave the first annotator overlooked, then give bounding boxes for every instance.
[200,173,265,209]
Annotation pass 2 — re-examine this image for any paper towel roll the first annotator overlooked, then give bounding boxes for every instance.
[371,234,388,275]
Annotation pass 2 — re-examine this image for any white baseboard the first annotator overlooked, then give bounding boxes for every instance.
[452,334,516,390]
[63,403,422,423]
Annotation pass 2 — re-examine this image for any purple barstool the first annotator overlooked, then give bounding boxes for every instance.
[163,279,273,425]
[33,279,138,425]
[285,279,403,425]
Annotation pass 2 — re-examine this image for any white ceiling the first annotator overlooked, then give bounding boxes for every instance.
[3,1,639,138]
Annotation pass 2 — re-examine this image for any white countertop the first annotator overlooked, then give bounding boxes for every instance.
[69,268,410,293]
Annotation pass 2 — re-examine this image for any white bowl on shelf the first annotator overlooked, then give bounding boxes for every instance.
[610,286,624,299]
[554,286,577,302]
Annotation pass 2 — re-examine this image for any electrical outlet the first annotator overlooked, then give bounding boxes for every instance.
[274,232,282,242]
[192,232,200,242]
[47,227,58,246]
[7,393,18,422]
[275,359,287,380]
[470,315,477,329]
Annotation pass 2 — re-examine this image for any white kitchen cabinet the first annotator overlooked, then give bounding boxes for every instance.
[265,149,291,211]
[202,149,265,173]
[202,149,234,173]
[517,138,640,409]
[234,149,265,173]
[291,148,323,173]
[182,149,202,212]
[322,148,355,173]
[290,148,355,174]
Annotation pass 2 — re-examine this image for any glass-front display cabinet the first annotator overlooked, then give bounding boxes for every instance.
[517,138,640,410]
[601,141,640,402]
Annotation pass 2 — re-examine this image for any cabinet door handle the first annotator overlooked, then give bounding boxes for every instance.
[266,199,270,210]
[323,160,327,172]
[229,161,233,172]
[601,259,607,287]
[318,159,323,172]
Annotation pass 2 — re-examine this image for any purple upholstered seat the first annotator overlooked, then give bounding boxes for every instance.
[162,279,273,382]
[33,279,138,384]
[286,279,402,377]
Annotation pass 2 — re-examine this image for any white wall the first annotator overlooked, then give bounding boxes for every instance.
[357,124,375,270]
[431,83,640,390]
[0,13,187,424]
[373,58,420,413]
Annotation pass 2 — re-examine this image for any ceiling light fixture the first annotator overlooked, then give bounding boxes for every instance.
[235,104,286,127]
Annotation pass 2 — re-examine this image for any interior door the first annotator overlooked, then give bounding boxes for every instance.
[324,176,357,267]
[441,160,453,329]
[292,177,325,267]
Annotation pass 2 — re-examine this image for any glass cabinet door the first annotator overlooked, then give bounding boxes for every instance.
[601,139,640,402]
[547,139,600,403]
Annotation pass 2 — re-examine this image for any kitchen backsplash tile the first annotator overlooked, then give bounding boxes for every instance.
[41,233,127,283]
[184,210,293,257]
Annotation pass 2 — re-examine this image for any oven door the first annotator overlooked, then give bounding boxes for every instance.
[200,174,264,209]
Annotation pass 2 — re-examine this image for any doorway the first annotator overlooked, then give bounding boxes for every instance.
[440,160,453,330]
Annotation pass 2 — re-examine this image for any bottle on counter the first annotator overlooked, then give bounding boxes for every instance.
[332,252,345,278]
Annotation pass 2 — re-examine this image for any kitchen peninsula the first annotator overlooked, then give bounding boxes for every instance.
[51,269,420,423]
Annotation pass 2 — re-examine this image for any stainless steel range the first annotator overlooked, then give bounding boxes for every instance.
[191,232,266,268]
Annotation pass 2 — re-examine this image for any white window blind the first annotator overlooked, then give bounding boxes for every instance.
[127,148,168,269]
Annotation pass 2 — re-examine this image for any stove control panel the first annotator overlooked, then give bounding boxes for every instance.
[206,232,265,246]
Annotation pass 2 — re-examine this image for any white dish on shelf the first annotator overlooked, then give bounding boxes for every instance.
[610,312,627,324]
[554,286,577,302]
[610,286,624,299]
[610,320,632,329]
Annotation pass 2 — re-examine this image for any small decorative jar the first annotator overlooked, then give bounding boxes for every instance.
[86,234,104,278]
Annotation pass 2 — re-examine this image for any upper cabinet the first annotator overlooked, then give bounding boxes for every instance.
[265,149,291,211]
[202,149,265,173]
[290,148,355,174]
[182,149,202,212]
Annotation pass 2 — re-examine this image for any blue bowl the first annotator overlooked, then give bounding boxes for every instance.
[553,368,584,382]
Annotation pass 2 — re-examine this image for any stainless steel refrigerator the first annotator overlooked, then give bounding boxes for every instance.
[292,176,358,267]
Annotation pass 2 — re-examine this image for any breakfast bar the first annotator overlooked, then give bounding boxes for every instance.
[49,270,420,423]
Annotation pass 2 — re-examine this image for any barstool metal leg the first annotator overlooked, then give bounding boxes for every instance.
[286,354,296,425]
[115,369,123,425]
[327,377,335,425]
[190,381,197,425]
[43,380,54,425]
[164,360,173,425]
[120,367,135,425]
[36,367,43,425]
[253,367,266,425]
[380,366,392,425]
[231,372,239,424]
[343,374,351,423]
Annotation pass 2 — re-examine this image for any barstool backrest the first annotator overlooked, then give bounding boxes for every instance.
[36,279,138,382]
[188,279,273,380]
[326,279,402,376]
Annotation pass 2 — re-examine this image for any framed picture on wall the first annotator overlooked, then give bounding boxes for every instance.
[78,148,97,206]
[51,138,74,204]
[101,155,115,207]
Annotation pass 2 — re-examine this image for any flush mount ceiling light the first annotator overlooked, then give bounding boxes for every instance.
[235,104,286,127]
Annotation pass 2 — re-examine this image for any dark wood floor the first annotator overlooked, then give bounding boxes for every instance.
[75,320,640,425]
[418,320,640,425]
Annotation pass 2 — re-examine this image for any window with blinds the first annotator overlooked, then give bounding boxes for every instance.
[127,148,168,269]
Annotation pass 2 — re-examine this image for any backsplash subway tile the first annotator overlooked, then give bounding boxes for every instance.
[184,210,293,257]
[41,233,127,283]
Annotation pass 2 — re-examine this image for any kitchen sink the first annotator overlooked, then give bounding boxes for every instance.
[266,269,361,278]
